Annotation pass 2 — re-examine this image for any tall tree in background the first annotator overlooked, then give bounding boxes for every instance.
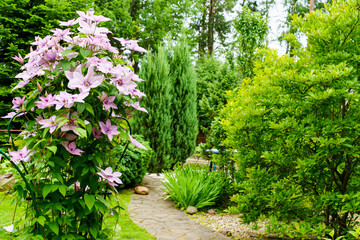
[280,0,328,54]
[191,0,236,57]
[132,46,172,172]
[240,0,275,18]
[232,5,268,79]
[95,0,191,65]
[169,34,198,166]
[196,57,238,143]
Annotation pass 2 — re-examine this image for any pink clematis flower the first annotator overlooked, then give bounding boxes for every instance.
[59,19,79,26]
[77,21,111,36]
[92,127,103,139]
[35,94,57,109]
[12,96,26,109]
[65,66,104,93]
[55,91,87,110]
[126,101,148,114]
[99,119,120,141]
[62,141,84,156]
[113,37,147,53]
[61,112,81,136]
[98,92,118,110]
[12,53,24,63]
[129,134,148,150]
[11,79,30,92]
[9,146,34,165]
[50,28,73,42]
[1,111,24,119]
[37,115,58,133]
[97,167,122,187]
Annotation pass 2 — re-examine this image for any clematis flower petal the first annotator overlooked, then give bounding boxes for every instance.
[129,134,147,150]
[3,224,14,233]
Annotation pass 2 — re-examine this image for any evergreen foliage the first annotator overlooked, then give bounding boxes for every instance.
[196,56,238,134]
[132,46,172,172]
[111,134,152,189]
[168,35,198,167]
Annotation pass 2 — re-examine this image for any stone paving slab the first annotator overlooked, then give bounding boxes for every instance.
[129,174,229,240]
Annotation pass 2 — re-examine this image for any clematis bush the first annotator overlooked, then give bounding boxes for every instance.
[0,11,148,239]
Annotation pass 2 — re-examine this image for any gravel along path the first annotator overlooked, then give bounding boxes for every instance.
[189,212,270,240]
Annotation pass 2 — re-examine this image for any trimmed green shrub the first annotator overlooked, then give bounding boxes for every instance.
[162,164,223,209]
[168,33,198,166]
[111,134,152,189]
[132,46,172,172]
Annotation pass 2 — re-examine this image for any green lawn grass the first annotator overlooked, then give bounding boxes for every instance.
[0,190,155,240]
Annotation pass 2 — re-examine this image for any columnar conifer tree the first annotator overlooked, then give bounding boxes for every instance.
[168,35,198,167]
[133,46,172,172]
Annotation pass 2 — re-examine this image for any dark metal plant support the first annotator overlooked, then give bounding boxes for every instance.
[0,112,39,218]
[119,117,131,162]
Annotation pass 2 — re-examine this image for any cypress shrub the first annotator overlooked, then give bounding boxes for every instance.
[132,46,172,172]
[168,34,198,167]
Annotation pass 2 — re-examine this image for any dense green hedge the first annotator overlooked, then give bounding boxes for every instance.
[111,134,152,189]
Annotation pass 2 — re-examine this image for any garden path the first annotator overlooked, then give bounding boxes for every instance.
[128,174,229,240]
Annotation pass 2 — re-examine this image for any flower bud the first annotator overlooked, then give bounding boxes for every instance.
[37,82,42,92]
[100,92,107,103]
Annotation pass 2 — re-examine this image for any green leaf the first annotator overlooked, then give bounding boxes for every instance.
[42,184,53,199]
[33,139,46,150]
[48,222,59,235]
[46,146,57,155]
[58,185,67,197]
[85,103,95,116]
[77,103,86,115]
[84,193,96,210]
[61,49,74,57]
[61,61,72,71]
[80,48,91,58]
[52,156,67,167]
[56,118,69,131]
[42,184,58,199]
[36,216,46,226]
[75,127,87,139]
[89,226,98,238]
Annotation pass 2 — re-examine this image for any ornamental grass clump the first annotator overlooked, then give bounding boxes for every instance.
[162,165,224,210]
[0,11,147,239]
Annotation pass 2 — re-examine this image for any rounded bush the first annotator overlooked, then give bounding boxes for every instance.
[111,134,152,189]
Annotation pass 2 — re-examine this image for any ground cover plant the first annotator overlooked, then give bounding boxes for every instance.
[220,0,360,238]
[0,10,148,239]
[162,164,224,210]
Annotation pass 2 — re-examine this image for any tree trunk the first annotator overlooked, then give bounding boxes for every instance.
[199,1,207,57]
[310,0,314,12]
[208,0,215,55]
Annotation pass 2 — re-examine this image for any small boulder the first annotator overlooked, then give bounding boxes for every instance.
[186,206,197,215]
[207,209,216,215]
[134,186,149,195]
[219,229,232,236]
